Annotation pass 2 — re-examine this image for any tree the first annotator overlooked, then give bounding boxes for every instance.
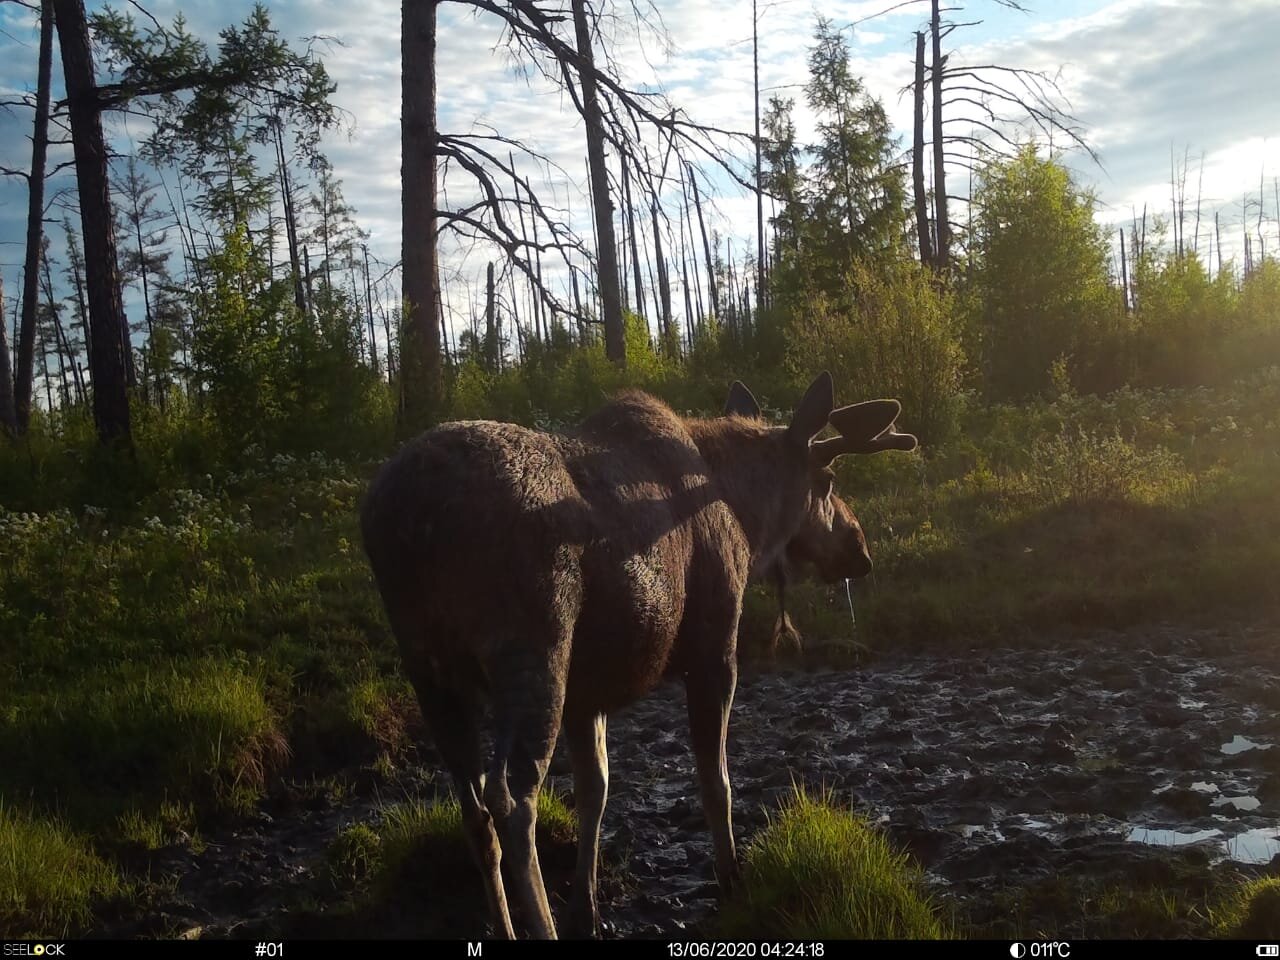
[115,156,173,408]
[53,0,132,444]
[0,275,15,436]
[761,19,907,305]
[804,18,906,266]
[400,0,444,430]
[571,0,624,366]
[971,144,1116,398]
[11,0,55,434]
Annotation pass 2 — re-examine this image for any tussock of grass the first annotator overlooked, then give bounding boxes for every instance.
[0,803,123,939]
[316,791,577,937]
[721,787,945,940]
[1214,877,1280,938]
[374,791,577,895]
[0,659,286,827]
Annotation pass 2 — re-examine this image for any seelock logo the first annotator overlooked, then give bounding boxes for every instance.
[3,945,67,956]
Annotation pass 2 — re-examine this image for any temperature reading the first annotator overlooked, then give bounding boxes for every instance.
[1010,944,1070,958]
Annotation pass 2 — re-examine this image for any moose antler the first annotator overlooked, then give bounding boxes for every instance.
[810,399,918,468]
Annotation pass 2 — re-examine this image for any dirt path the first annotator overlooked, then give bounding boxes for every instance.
[127,626,1280,939]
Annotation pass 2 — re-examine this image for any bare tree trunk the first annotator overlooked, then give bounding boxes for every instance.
[274,122,308,319]
[1119,227,1130,314]
[1193,153,1204,257]
[363,244,380,375]
[752,0,765,314]
[650,201,673,349]
[400,0,445,430]
[0,276,15,436]
[38,321,53,415]
[571,0,625,365]
[53,0,132,445]
[15,0,54,434]
[623,161,645,319]
[688,164,719,321]
[912,30,934,268]
[930,0,949,272]
[485,261,497,372]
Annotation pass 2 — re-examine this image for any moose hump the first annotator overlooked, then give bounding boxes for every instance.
[359,375,915,939]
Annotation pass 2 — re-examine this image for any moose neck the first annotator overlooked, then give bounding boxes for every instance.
[685,417,799,569]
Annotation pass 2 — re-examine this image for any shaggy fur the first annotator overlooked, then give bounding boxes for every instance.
[359,374,912,939]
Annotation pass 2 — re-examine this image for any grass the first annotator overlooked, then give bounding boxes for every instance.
[1213,877,1280,938]
[310,791,578,938]
[721,787,946,939]
[0,803,125,939]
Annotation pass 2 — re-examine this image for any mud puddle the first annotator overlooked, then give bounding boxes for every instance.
[123,626,1280,939]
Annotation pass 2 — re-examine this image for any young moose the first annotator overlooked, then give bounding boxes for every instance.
[359,373,916,939]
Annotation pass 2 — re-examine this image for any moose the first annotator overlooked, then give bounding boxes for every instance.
[359,373,917,939]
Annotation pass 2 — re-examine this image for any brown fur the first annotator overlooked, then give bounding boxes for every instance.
[359,374,912,939]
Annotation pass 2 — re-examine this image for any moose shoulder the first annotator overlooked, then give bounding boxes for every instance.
[359,373,917,939]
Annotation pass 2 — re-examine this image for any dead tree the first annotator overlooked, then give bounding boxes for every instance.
[912,30,934,267]
[53,0,132,444]
[0,275,15,436]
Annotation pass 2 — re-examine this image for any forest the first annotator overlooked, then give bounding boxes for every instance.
[1,0,1279,943]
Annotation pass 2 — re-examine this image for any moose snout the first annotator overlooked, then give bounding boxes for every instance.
[848,545,873,580]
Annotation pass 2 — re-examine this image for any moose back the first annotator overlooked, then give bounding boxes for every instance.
[359,373,916,939]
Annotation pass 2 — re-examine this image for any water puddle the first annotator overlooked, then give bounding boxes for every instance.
[1226,828,1280,864]
[1212,795,1260,812]
[1127,823,1280,864]
[1126,826,1221,849]
[1220,735,1271,755]
[1190,781,1219,794]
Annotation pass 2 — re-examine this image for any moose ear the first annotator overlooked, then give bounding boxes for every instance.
[724,380,762,419]
[828,399,902,445]
[786,372,835,448]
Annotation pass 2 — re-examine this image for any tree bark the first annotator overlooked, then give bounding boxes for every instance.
[688,164,719,321]
[15,0,54,434]
[0,275,16,436]
[752,0,765,313]
[53,0,132,445]
[930,0,950,272]
[399,0,445,431]
[623,161,644,319]
[571,0,625,366]
[912,30,934,269]
[363,244,380,375]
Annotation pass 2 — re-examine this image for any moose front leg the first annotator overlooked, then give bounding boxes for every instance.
[686,655,741,896]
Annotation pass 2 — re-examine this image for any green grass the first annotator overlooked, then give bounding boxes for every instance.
[1213,877,1280,938]
[0,803,125,939]
[308,791,577,937]
[721,788,946,939]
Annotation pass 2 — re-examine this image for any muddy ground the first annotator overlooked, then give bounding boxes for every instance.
[121,625,1280,939]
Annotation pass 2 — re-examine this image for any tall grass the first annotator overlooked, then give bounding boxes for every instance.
[0,803,124,939]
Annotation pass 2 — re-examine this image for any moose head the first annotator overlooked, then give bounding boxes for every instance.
[724,374,918,651]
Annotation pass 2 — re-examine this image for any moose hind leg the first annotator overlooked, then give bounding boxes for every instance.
[686,655,741,896]
[491,645,569,939]
[409,668,515,940]
[564,710,608,938]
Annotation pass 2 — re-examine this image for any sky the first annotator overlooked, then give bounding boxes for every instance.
[1,0,1278,348]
